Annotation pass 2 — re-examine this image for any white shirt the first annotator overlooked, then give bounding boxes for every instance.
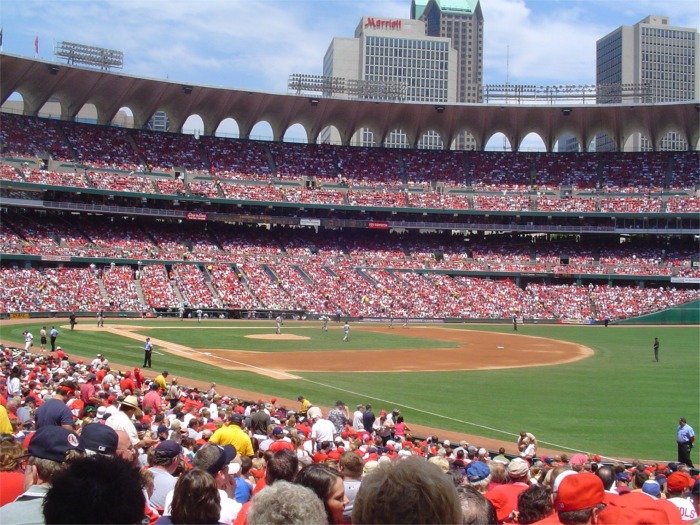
[311,418,335,444]
[352,410,364,431]
[105,409,139,445]
[667,497,697,522]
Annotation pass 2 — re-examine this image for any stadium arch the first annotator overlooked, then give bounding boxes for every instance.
[214,118,239,138]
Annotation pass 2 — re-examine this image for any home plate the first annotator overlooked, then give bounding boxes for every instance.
[497,346,505,349]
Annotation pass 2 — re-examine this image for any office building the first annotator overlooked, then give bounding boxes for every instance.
[412,0,484,149]
[596,15,699,151]
[322,16,457,148]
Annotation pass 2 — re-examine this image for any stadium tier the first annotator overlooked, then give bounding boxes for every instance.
[1,113,698,321]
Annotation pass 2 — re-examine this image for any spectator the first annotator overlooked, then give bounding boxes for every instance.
[148,440,183,511]
[210,413,254,459]
[456,484,498,525]
[352,458,462,524]
[339,451,363,523]
[162,443,241,524]
[0,436,26,506]
[247,481,327,525]
[34,381,77,430]
[157,468,221,525]
[294,463,348,525]
[42,454,144,524]
[79,422,119,455]
[515,484,554,524]
[0,426,85,524]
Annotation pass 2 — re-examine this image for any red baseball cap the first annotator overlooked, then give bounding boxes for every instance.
[555,473,604,512]
[667,471,693,492]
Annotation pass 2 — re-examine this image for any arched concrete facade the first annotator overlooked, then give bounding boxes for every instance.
[2,53,698,152]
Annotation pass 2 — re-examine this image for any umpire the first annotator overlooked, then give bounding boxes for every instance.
[677,417,695,468]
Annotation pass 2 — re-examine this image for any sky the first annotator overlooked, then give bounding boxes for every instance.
[1,0,698,146]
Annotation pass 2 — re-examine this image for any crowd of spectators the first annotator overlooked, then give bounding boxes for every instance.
[62,122,141,171]
[402,148,466,187]
[170,263,221,309]
[269,142,339,182]
[201,136,272,181]
[139,265,180,310]
[0,113,74,161]
[0,216,698,318]
[131,129,207,173]
[101,264,142,311]
[1,346,696,524]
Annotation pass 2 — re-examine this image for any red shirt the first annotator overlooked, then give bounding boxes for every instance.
[142,390,163,414]
[120,377,136,394]
[0,471,25,506]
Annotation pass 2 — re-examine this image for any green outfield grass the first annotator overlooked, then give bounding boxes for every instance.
[2,319,698,463]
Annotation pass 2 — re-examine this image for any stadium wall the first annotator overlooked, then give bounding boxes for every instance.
[614,300,700,325]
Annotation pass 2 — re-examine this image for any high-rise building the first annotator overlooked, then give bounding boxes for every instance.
[596,15,699,151]
[322,16,457,148]
[412,0,483,149]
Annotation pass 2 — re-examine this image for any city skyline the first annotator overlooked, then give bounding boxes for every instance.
[1,0,698,149]
[2,0,697,93]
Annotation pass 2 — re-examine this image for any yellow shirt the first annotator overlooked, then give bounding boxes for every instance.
[0,404,13,434]
[210,424,254,458]
[300,399,311,415]
[154,374,168,391]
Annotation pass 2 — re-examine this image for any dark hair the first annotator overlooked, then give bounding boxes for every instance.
[517,485,553,524]
[594,465,615,491]
[266,449,299,484]
[43,455,144,524]
[170,468,221,524]
[295,463,343,524]
[353,458,462,524]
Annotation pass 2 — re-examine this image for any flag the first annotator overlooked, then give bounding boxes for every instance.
[0,28,3,48]
[34,34,38,55]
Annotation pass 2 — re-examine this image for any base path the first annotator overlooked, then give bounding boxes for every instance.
[198,326,591,374]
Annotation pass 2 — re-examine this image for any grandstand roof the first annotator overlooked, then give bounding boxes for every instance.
[1,53,698,151]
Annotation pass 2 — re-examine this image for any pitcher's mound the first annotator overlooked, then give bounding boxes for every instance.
[246,334,310,340]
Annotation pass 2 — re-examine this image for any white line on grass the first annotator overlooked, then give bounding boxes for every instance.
[293,377,623,462]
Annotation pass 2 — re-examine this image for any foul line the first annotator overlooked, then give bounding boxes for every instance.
[293,375,625,463]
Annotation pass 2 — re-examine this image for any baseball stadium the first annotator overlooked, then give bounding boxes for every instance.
[0,42,699,478]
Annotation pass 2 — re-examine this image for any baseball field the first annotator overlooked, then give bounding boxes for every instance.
[2,318,698,465]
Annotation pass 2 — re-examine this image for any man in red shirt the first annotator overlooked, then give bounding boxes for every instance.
[142,383,164,414]
[119,371,136,394]
[486,457,531,522]
[79,374,100,415]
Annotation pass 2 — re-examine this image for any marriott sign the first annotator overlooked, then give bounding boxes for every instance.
[365,17,402,31]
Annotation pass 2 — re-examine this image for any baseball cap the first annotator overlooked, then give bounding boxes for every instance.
[28,426,84,462]
[80,423,118,455]
[206,444,237,475]
[466,461,491,482]
[667,471,694,492]
[272,427,284,436]
[157,425,169,434]
[507,457,530,478]
[616,472,631,483]
[230,413,245,423]
[86,374,96,381]
[155,440,182,458]
[555,473,604,512]
[569,453,588,466]
[641,480,660,497]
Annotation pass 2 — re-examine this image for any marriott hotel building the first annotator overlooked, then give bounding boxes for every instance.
[322,16,458,148]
